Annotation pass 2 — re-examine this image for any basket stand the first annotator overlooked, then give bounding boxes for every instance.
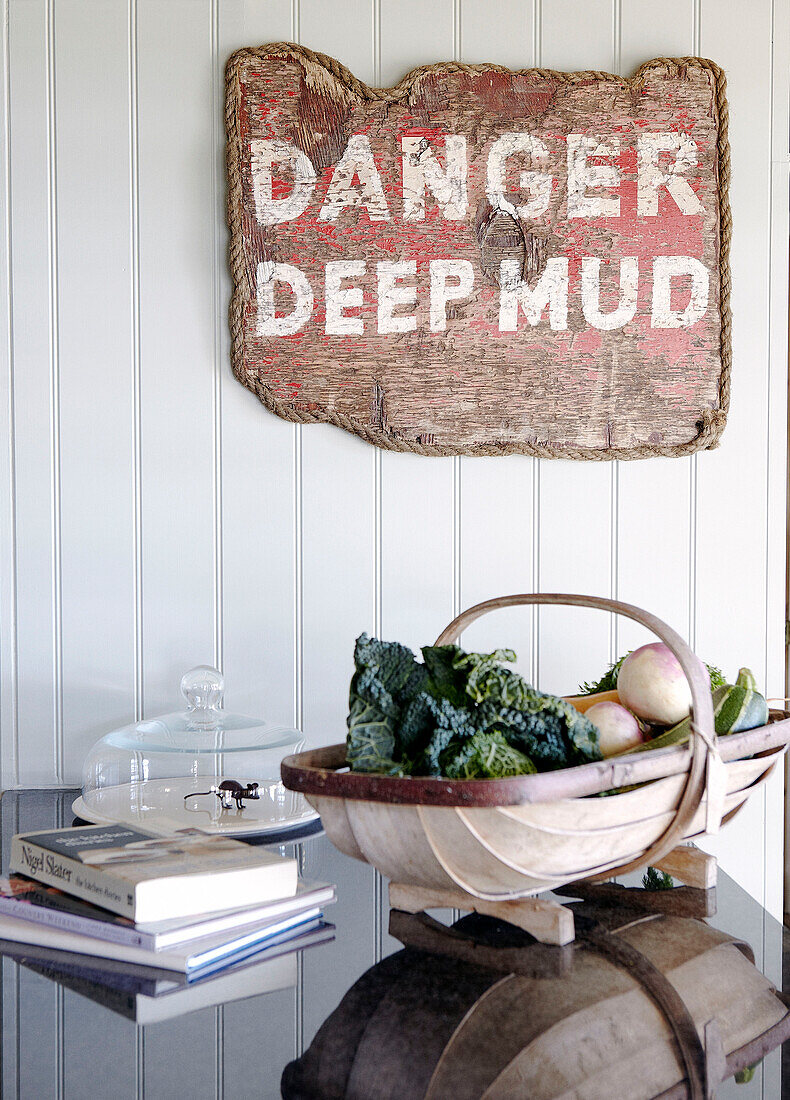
[390,843,717,947]
[390,882,577,945]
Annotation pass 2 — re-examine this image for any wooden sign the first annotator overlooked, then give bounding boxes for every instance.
[225,46,731,458]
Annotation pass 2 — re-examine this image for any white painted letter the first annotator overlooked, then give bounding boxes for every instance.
[319,134,390,222]
[567,135,621,218]
[581,257,639,331]
[638,133,704,216]
[256,262,313,336]
[402,135,468,220]
[486,133,552,219]
[498,258,569,331]
[429,259,475,332]
[377,261,417,334]
[250,140,316,226]
[325,261,366,335]
[651,256,709,328]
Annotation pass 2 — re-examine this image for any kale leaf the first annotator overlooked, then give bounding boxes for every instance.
[418,695,478,776]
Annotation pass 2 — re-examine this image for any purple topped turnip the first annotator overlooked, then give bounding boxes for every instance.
[585,700,644,756]
[616,642,700,726]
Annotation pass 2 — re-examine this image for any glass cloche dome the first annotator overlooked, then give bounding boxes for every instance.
[74,667,316,836]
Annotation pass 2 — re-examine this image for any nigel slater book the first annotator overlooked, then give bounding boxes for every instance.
[10,824,297,923]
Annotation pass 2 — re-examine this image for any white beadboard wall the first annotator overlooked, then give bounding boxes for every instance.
[1,0,789,910]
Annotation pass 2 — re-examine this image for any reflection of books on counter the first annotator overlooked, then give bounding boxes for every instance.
[0,876,335,951]
[10,824,297,922]
[8,922,335,1024]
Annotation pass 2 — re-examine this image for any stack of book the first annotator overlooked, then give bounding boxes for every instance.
[0,823,335,1020]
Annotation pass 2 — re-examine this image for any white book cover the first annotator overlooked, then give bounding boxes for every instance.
[10,824,297,922]
[0,906,324,974]
[0,877,335,951]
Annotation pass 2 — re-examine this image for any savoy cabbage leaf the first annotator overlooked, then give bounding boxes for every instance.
[420,645,525,708]
[346,634,421,773]
[442,729,536,779]
[345,634,601,779]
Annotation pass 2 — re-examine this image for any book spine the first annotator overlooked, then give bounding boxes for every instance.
[0,895,151,950]
[10,838,135,920]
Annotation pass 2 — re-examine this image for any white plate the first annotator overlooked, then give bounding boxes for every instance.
[72,778,319,837]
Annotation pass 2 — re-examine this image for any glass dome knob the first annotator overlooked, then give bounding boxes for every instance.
[181,666,224,729]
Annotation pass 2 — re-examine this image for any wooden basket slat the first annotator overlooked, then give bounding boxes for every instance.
[418,805,558,899]
[343,799,460,891]
[497,750,781,834]
[459,788,754,880]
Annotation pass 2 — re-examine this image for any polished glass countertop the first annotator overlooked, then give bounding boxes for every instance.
[0,789,787,1099]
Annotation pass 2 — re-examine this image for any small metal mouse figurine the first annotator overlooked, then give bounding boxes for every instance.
[185,780,260,811]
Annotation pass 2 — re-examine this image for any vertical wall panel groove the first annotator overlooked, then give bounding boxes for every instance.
[533,0,542,67]
[293,426,304,733]
[211,0,223,676]
[10,0,59,785]
[538,0,614,697]
[452,0,462,636]
[1,0,19,788]
[137,0,223,1086]
[769,0,790,924]
[695,0,776,911]
[57,0,136,783]
[609,0,620,667]
[216,0,302,1080]
[532,1,541,692]
[616,1,694,682]
[45,0,63,782]
[292,0,306,1053]
[129,0,143,723]
[371,0,385,966]
[210,0,223,1088]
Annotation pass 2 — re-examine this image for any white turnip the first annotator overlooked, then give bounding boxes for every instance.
[617,642,698,725]
[585,701,643,757]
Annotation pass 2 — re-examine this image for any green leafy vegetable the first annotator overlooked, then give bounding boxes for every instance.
[579,655,628,695]
[346,636,601,779]
[579,653,726,695]
[442,730,537,779]
[346,635,422,774]
[419,695,478,777]
[642,867,675,890]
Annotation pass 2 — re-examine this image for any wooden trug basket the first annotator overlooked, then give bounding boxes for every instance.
[281,595,790,945]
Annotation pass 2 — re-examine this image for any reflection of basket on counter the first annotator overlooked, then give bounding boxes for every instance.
[282,595,790,944]
[282,909,790,1100]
